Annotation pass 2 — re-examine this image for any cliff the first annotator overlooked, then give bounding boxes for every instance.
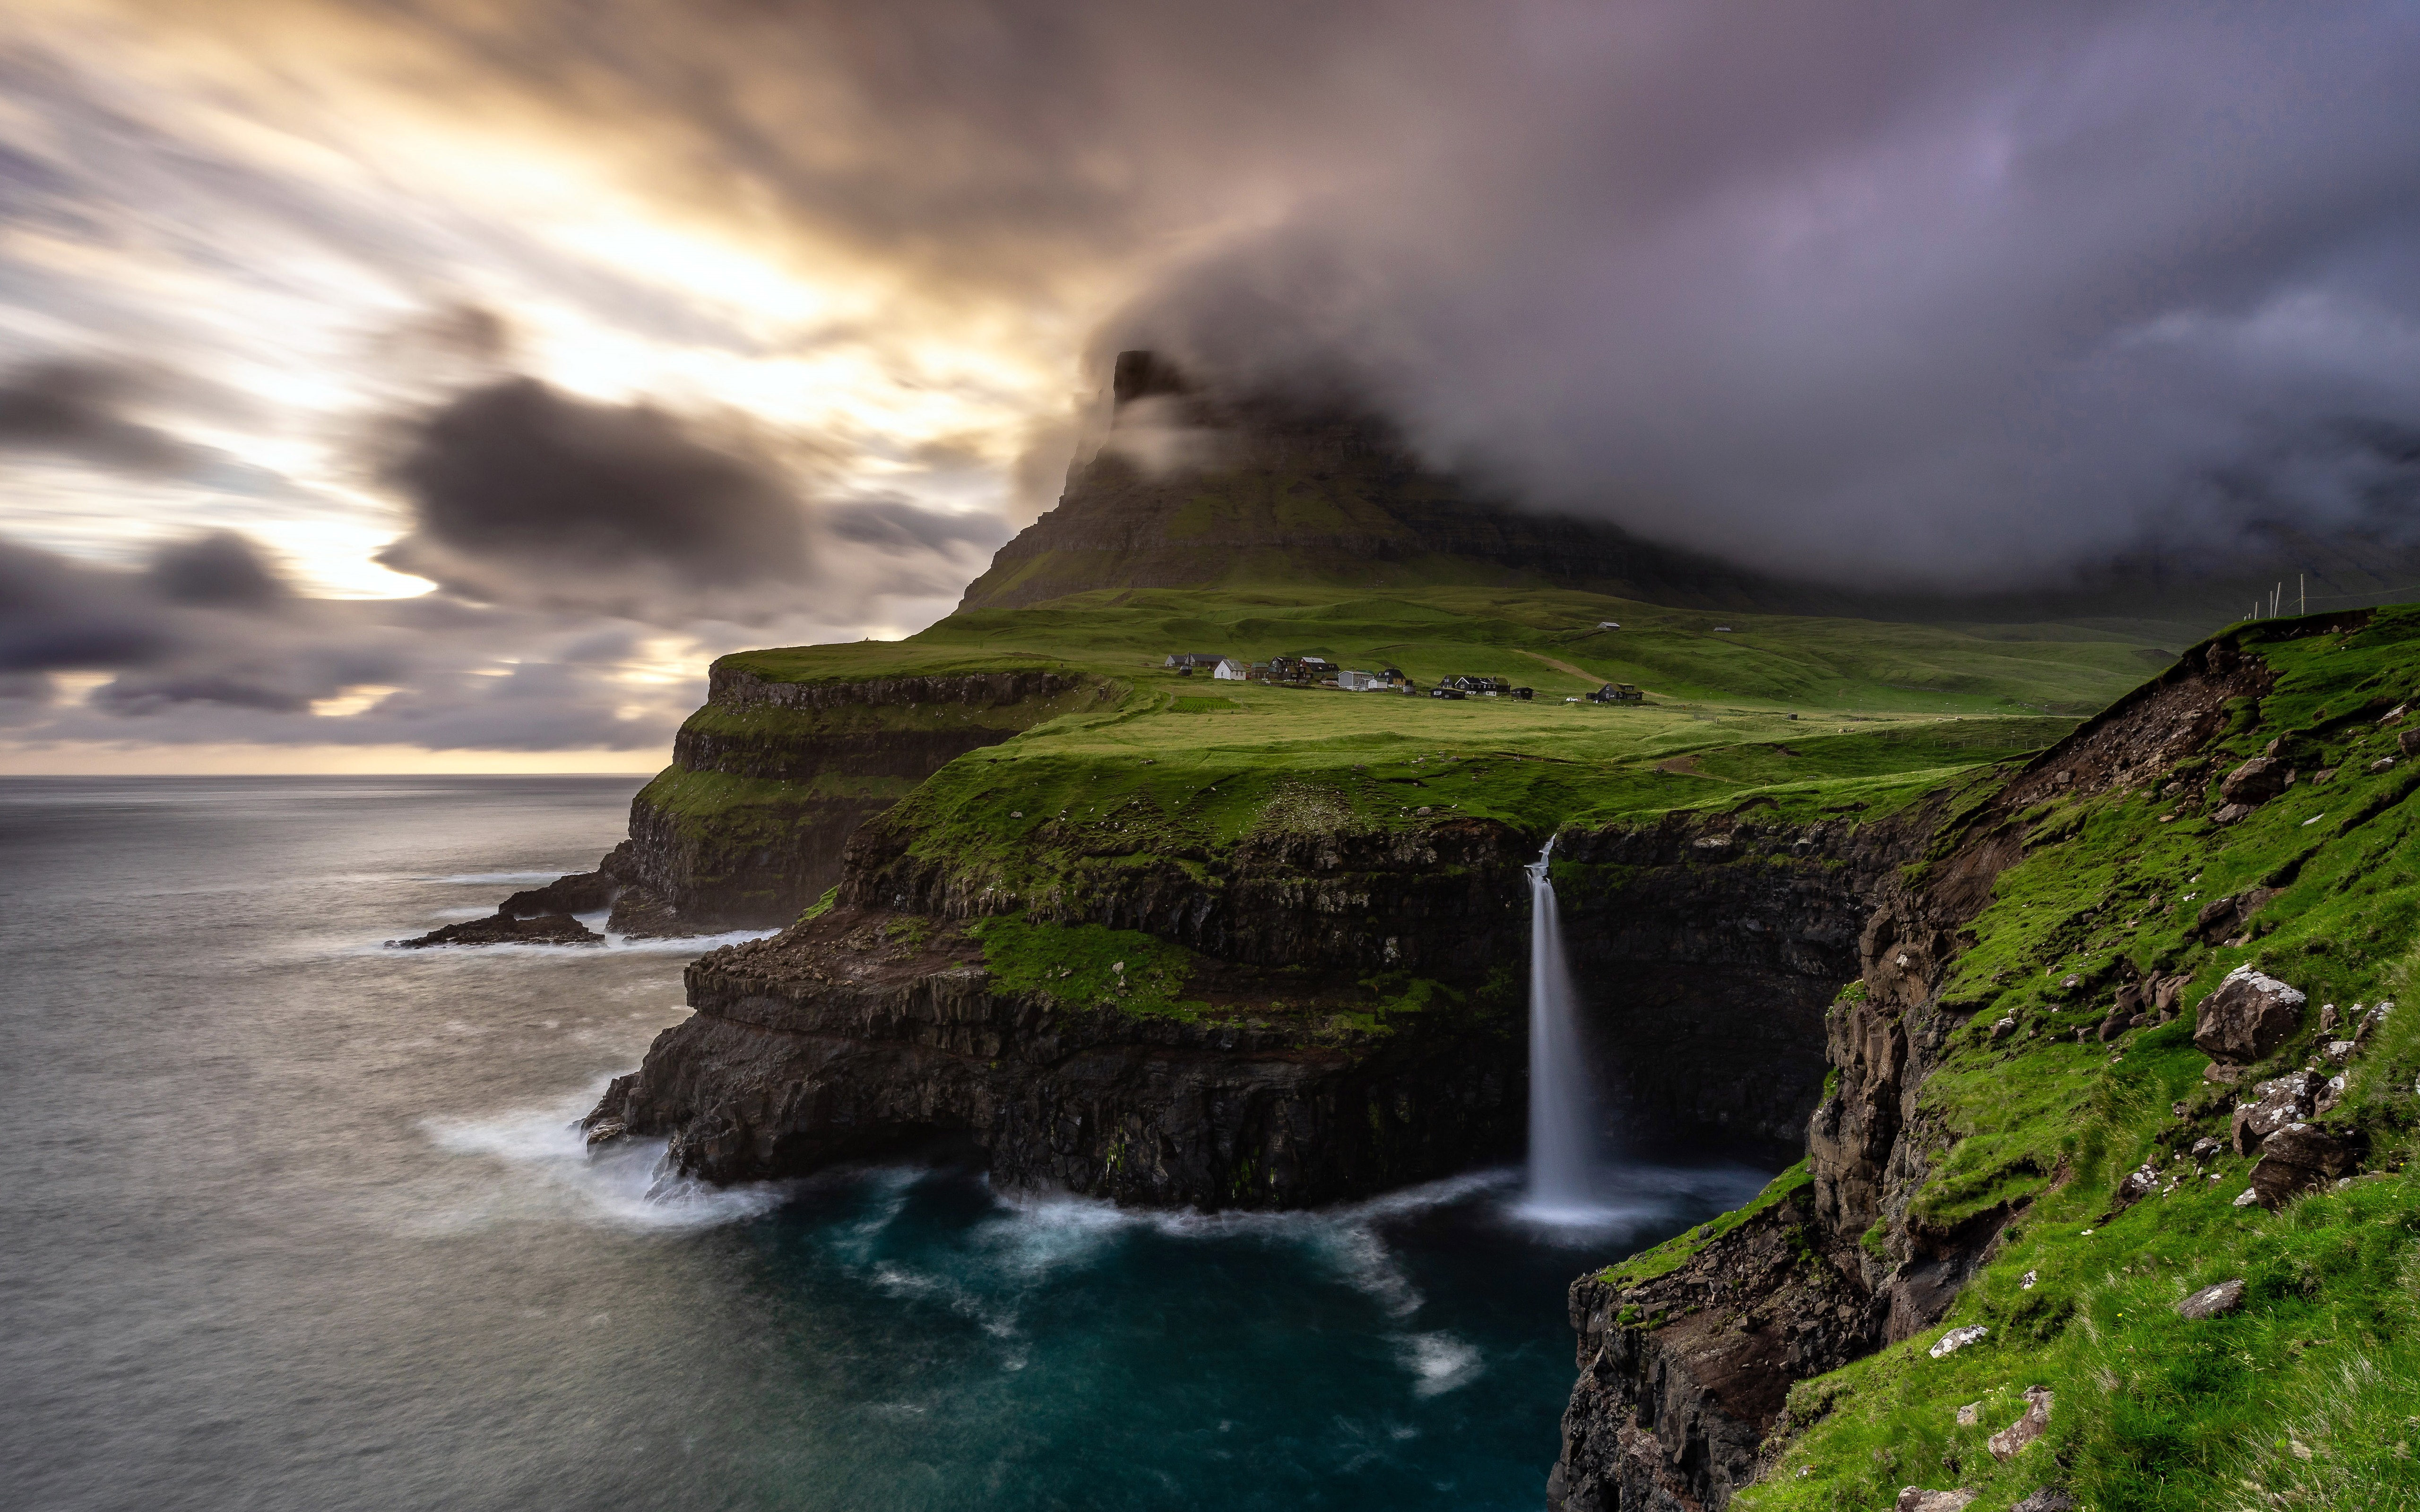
[573,665,1102,933]
[1549,605,2420,1510]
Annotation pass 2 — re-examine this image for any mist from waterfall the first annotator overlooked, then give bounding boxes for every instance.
[1522,837,1604,1218]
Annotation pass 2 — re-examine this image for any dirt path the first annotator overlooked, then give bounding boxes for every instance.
[1514,648,1598,682]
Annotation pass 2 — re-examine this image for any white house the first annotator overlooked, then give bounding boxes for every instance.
[1337,669,1389,691]
[1211,657,1249,680]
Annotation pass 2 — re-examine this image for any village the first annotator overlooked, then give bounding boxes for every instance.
[1160,652,1644,704]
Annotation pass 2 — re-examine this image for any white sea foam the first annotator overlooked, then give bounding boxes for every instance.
[424,871,565,885]
[421,1082,783,1231]
[1395,1331,1485,1397]
[601,928,780,953]
[358,926,778,958]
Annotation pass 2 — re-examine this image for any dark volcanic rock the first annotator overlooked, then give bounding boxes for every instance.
[2217,755,2293,806]
[2230,1071,2323,1156]
[390,911,602,948]
[501,870,616,917]
[2248,1123,2367,1209]
[587,907,1519,1208]
[1551,1184,1881,1512]
[2194,964,2308,1062]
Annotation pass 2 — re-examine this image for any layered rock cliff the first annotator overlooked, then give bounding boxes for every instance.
[550,664,1103,934]
[585,732,1955,1207]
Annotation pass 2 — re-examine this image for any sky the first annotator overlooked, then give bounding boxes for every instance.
[1,1,2417,771]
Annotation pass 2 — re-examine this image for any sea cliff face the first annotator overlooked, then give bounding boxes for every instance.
[587,756,1942,1209]
[593,665,1098,932]
[587,903,1522,1208]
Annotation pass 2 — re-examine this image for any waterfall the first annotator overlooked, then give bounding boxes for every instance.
[1524,837,1601,1212]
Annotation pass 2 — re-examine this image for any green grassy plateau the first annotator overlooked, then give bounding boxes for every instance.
[708,585,2184,897]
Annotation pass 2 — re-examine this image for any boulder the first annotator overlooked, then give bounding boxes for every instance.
[2401,729,2420,756]
[2195,888,2276,943]
[1928,1324,1988,1358]
[2152,972,2192,1019]
[2210,802,2254,825]
[2219,755,2293,806]
[2012,1491,2078,1512]
[389,910,604,948]
[1988,1386,2054,1460]
[2356,999,2395,1045]
[1897,1491,1978,1512]
[1955,1401,1981,1426]
[2108,1162,2161,1215]
[2248,1123,2367,1209]
[2194,964,2307,1062]
[2370,757,2398,774]
[2230,1071,2323,1156]
[501,869,618,917]
[2174,1278,2246,1320]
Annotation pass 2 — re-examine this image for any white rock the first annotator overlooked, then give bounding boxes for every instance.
[1929,1324,1989,1359]
[2233,1188,2260,1207]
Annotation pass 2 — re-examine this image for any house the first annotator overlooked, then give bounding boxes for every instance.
[1211,658,1249,680]
[1587,683,1644,704]
[1428,687,1467,700]
[1597,621,1621,630]
[1443,674,1512,695]
[1509,687,1534,701]
[1337,669,1391,691]
[1164,653,1226,670]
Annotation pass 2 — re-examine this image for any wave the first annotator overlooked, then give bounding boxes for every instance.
[423,871,566,885]
[421,1083,784,1232]
[1394,1331,1485,1397]
[356,925,779,958]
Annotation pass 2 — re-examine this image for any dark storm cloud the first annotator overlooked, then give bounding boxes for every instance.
[0,360,201,473]
[147,531,288,608]
[375,377,814,618]
[287,0,2420,586]
[0,535,172,671]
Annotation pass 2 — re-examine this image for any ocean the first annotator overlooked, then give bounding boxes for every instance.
[0,776,1765,1512]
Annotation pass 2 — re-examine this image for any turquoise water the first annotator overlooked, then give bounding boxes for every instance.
[0,777,1764,1511]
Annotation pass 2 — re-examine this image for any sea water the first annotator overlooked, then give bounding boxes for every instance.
[0,777,1766,1511]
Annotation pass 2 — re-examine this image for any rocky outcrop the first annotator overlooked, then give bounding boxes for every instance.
[388,911,602,947]
[1554,1184,1880,1512]
[587,905,1520,1207]
[2194,964,2307,1062]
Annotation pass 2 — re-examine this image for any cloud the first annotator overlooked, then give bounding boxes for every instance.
[823,498,1010,556]
[0,360,202,473]
[147,530,288,608]
[142,0,2406,589]
[374,377,815,619]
